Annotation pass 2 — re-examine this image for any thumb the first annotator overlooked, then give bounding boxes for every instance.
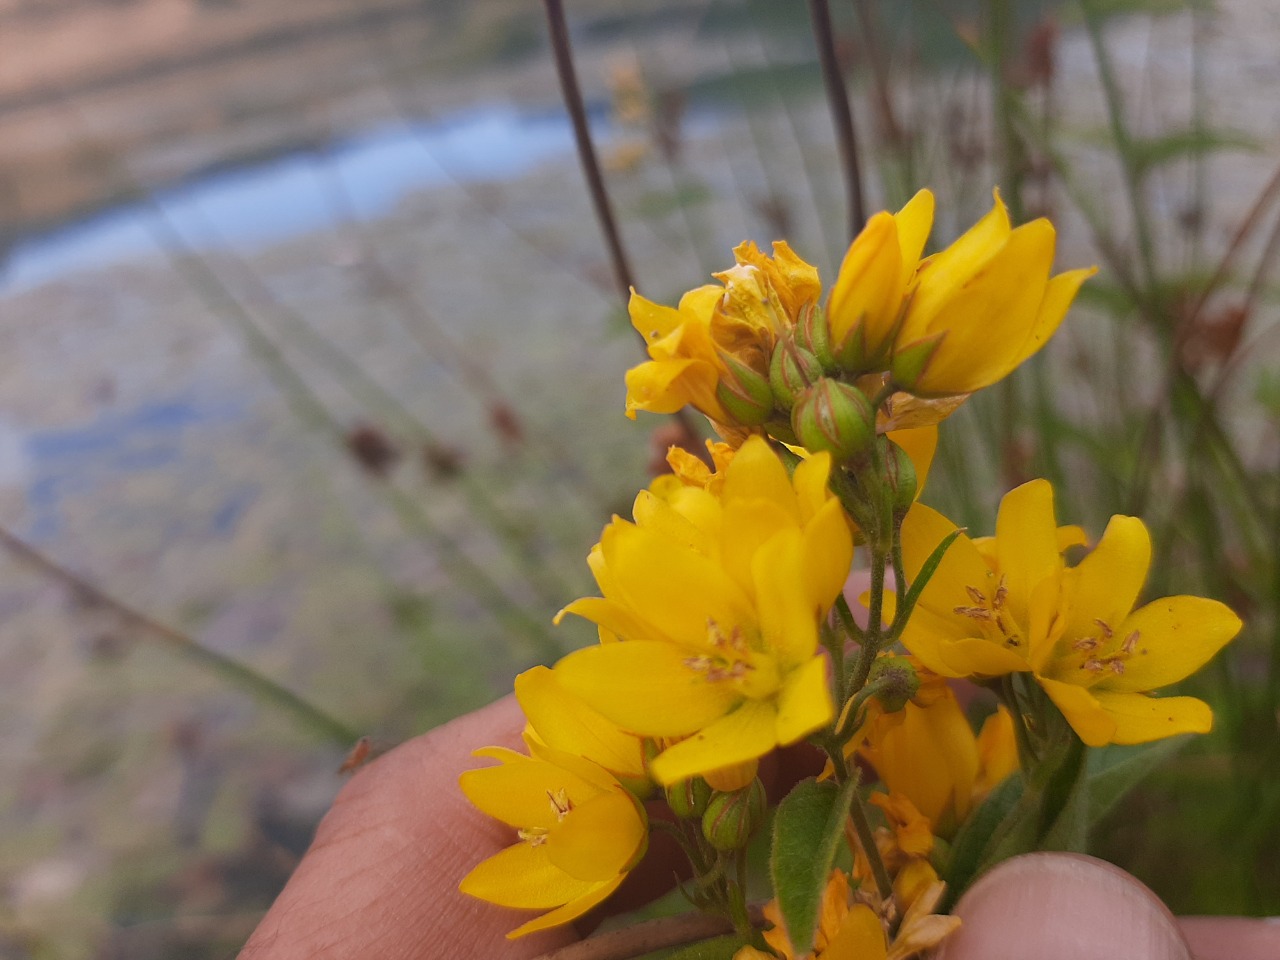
[932,852,1190,960]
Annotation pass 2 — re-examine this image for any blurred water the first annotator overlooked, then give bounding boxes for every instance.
[0,103,615,292]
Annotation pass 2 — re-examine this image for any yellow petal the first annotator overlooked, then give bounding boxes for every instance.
[792,449,834,523]
[1057,524,1089,552]
[555,597,669,646]
[994,479,1062,630]
[629,289,684,342]
[459,757,602,830]
[1061,514,1151,646]
[1092,691,1213,744]
[911,219,1057,395]
[893,188,936,291]
[515,667,647,781]
[632,488,715,557]
[824,903,888,960]
[554,642,742,737]
[649,699,779,785]
[900,188,1011,340]
[461,841,596,910]
[624,357,725,420]
[1025,266,1098,361]
[899,502,992,600]
[724,498,797,599]
[1037,676,1116,746]
[775,654,835,744]
[935,636,1030,678]
[754,527,821,665]
[828,211,903,354]
[886,425,938,497]
[548,790,647,881]
[506,875,625,939]
[1106,596,1242,692]
[801,497,855,619]
[723,436,800,522]
[603,521,754,646]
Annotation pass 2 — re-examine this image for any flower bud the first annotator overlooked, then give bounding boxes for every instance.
[791,379,876,463]
[793,302,835,372]
[703,759,758,793]
[769,339,824,411]
[665,776,713,819]
[868,655,921,713]
[701,779,767,851]
[885,438,918,512]
[715,353,776,426]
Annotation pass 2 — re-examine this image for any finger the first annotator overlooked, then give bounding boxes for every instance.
[932,852,1191,960]
[1178,916,1280,960]
[240,695,575,960]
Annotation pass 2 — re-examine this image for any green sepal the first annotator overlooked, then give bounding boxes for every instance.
[1087,736,1188,825]
[769,775,860,956]
[889,333,945,391]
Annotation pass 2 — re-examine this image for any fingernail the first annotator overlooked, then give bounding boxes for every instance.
[934,852,1191,960]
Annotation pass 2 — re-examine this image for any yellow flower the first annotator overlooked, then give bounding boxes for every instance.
[625,242,822,428]
[890,480,1242,746]
[459,745,648,938]
[747,866,959,960]
[859,676,979,837]
[827,189,934,370]
[554,436,853,785]
[855,672,1019,837]
[515,665,650,796]
[625,284,728,421]
[890,190,1096,397]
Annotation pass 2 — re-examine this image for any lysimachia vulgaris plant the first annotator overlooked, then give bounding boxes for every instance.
[457,189,1242,957]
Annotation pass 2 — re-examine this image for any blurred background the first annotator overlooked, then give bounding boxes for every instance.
[0,0,1277,956]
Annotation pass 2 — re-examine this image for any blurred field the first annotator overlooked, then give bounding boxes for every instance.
[0,0,1278,956]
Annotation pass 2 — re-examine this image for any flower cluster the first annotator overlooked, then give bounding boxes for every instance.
[456,190,1241,953]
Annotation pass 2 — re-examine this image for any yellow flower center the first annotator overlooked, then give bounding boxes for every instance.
[952,575,1024,650]
[1067,618,1144,680]
[682,618,780,699]
[516,789,574,847]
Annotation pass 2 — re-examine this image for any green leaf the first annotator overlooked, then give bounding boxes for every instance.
[890,528,964,640]
[1087,736,1189,825]
[943,771,1026,901]
[1129,128,1259,180]
[769,776,859,955]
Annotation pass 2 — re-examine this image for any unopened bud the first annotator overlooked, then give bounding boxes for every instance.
[703,759,758,793]
[769,340,824,411]
[701,779,767,851]
[716,353,775,426]
[868,656,921,713]
[791,379,876,462]
[794,302,835,371]
[885,439,918,512]
[665,776,713,819]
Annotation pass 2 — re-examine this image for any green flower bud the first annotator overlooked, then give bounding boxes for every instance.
[665,776,712,820]
[794,302,836,372]
[867,655,921,713]
[769,339,824,411]
[701,779,766,851]
[791,378,877,463]
[716,353,776,426]
[885,438,918,512]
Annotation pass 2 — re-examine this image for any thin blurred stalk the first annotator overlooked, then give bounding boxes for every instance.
[807,0,867,238]
[186,189,581,606]
[1078,0,1159,301]
[50,94,562,661]
[850,0,915,198]
[0,527,360,747]
[542,0,636,305]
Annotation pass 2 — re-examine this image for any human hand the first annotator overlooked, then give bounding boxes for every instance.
[240,697,1280,960]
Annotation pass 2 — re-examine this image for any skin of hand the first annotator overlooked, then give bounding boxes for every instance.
[240,697,1280,960]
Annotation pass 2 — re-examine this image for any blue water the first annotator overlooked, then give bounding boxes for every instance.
[0,102,633,291]
[22,394,249,540]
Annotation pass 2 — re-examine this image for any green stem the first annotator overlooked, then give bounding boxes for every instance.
[849,543,889,694]
[1000,675,1038,772]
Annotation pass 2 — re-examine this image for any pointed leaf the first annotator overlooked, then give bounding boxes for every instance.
[769,776,860,955]
[1086,736,1188,825]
